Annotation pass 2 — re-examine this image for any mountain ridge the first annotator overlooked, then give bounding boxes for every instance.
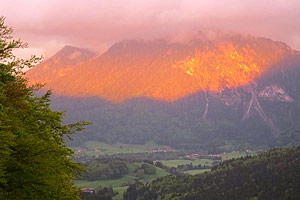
[25,45,96,86]
[25,34,300,150]
[25,34,298,102]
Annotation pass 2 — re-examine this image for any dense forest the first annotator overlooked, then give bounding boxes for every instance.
[55,72,300,153]
[124,146,300,200]
[80,159,129,181]
[80,187,114,200]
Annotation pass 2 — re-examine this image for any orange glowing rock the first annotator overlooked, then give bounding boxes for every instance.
[25,37,296,103]
[173,42,281,92]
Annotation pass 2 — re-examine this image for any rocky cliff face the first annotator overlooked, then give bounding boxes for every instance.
[25,34,300,150]
[26,34,297,102]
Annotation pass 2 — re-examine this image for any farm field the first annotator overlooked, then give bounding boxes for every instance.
[75,161,170,198]
[75,145,257,199]
[75,141,172,156]
[113,187,128,200]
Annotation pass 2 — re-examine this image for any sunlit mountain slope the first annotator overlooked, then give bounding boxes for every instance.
[26,34,297,103]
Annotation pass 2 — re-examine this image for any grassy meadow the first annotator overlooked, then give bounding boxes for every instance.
[75,141,171,156]
[75,161,170,198]
[75,141,257,198]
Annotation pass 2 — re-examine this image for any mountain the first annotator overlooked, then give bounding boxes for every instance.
[123,146,300,200]
[26,45,96,86]
[25,34,300,151]
[26,35,297,102]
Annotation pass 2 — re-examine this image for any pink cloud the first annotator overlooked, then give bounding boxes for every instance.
[1,0,300,58]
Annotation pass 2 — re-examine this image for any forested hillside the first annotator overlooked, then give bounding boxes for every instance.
[124,146,300,200]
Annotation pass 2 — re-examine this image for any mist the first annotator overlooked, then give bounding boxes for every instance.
[1,0,300,57]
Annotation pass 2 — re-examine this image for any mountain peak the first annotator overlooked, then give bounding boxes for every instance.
[26,34,299,102]
[25,45,95,84]
[55,45,95,59]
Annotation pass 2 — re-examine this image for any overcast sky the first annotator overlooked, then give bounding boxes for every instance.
[1,0,300,58]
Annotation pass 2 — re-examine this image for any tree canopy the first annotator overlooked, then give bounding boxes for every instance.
[0,16,89,199]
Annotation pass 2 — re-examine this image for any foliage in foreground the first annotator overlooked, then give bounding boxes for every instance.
[0,16,89,199]
[124,146,300,200]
